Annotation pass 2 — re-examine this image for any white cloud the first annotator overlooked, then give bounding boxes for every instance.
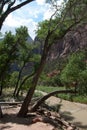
[2,13,37,39]
[4,14,20,27]
[1,0,63,39]
[43,0,64,20]
[1,3,48,39]
[36,0,45,5]
[43,7,53,20]
[27,19,38,39]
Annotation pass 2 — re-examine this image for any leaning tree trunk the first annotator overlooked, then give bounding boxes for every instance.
[0,75,5,96]
[0,77,3,96]
[17,54,47,117]
[0,84,3,96]
[31,89,77,112]
[17,32,51,117]
[0,106,3,118]
[0,18,5,30]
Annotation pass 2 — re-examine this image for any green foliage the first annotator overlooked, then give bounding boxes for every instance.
[36,17,70,45]
[36,20,49,40]
[61,51,87,95]
[37,85,65,93]
[61,51,86,84]
[37,85,87,104]
[33,91,43,98]
[78,69,87,95]
[0,26,36,94]
[0,31,16,75]
[38,73,50,86]
[40,74,62,87]
[8,71,19,87]
[16,26,29,44]
[72,95,87,104]
[36,0,87,52]
[0,32,3,37]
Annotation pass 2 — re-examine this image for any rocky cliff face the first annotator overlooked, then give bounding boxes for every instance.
[49,24,87,59]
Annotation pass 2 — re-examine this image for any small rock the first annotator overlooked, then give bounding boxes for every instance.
[32,117,43,123]
[66,126,73,130]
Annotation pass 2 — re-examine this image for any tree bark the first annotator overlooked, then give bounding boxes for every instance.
[0,18,4,30]
[31,90,77,112]
[0,75,5,96]
[17,55,47,117]
[0,106,3,118]
[17,31,52,117]
[0,84,3,96]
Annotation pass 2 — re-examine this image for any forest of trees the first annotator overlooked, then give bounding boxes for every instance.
[0,0,87,118]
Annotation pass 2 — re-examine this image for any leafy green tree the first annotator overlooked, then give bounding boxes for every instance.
[61,51,86,93]
[13,44,34,97]
[17,0,87,117]
[8,71,19,88]
[0,26,33,96]
[78,69,87,95]
[0,31,16,95]
[12,26,41,97]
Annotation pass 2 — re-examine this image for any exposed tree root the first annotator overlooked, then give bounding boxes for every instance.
[31,108,78,130]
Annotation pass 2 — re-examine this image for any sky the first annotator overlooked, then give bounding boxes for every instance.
[1,0,63,39]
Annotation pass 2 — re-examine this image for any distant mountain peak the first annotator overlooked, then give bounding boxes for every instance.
[27,36,33,43]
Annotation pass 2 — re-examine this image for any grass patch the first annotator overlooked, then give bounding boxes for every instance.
[36,85,87,104]
[73,95,87,104]
[33,91,43,98]
[1,86,87,104]
[37,85,65,93]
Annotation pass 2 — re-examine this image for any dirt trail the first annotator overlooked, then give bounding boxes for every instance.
[0,91,87,130]
[37,91,87,130]
[0,106,54,130]
[46,96,87,129]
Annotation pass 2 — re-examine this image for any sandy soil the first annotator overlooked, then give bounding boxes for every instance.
[46,96,87,130]
[0,93,87,130]
[0,106,54,130]
[36,90,87,130]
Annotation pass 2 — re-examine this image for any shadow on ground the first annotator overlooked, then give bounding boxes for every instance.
[0,113,33,126]
[73,122,87,130]
[60,111,87,130]
[1,104,87,130]
[0,126,12,130]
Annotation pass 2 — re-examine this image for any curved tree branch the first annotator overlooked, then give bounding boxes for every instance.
[31,89,76,112]
[0,0,35,30]
[7,0,35,14]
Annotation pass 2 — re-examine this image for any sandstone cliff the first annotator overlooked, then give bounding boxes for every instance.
[49,24,87,59]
